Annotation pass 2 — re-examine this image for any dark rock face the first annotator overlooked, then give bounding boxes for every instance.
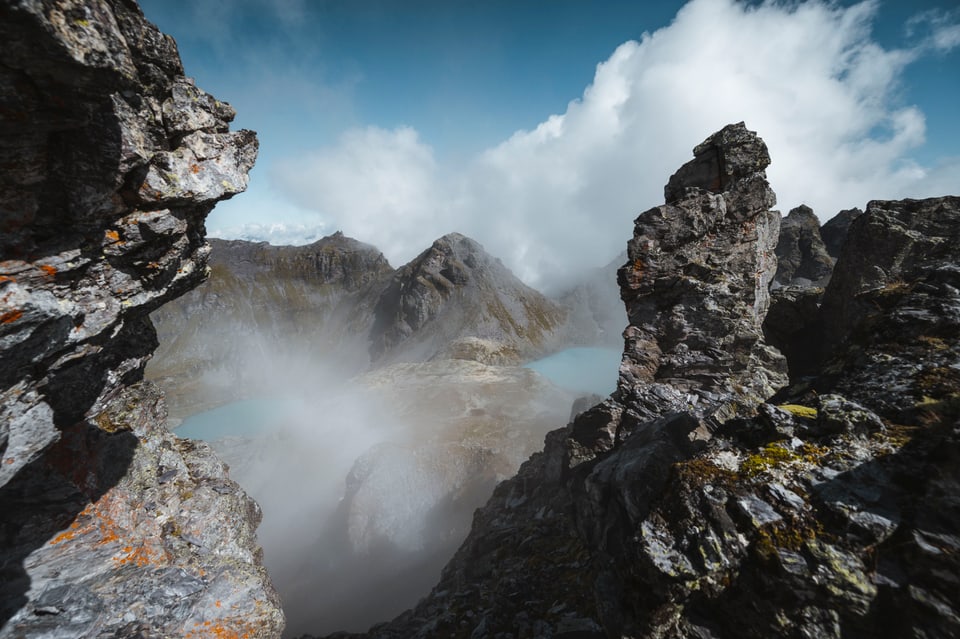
[308,131,959,639]
[764,204,834,378]
[820,207,863,260]
[369,232,567,363]
[773,204,834,287]
[763,284,824,379]
[815,197,960,419]
[0,1,282,637]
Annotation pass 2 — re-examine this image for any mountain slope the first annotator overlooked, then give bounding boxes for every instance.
[148,234,394,417]
[369,233,568,364]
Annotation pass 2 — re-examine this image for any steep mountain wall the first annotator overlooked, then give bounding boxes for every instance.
[309,126,959,639]
[773,204,834,287]
[0,1,282,636]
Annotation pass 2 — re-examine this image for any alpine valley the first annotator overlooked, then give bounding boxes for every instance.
[0,2,957,639]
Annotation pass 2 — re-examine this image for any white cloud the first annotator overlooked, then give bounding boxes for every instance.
[266,0,960,289]
[208,222,329,247]
[907,7,960,52]
[273,126,445,264]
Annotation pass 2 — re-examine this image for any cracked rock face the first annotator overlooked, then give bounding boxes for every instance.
[0,1,281,637]
[773,204,834,288]
[614,122,787,428]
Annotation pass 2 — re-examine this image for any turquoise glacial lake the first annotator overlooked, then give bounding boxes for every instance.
[176,347,622,440]
[175,397,301,441]
[524,347,621,396]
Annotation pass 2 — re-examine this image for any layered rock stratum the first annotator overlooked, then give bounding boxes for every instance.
[0,1,282,636]
[307,125,959,639]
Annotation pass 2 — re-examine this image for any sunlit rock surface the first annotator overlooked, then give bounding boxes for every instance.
[306,128,959,639]
[0,1,282,636]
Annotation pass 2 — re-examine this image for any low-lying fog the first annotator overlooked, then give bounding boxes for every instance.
[166,337,615,637]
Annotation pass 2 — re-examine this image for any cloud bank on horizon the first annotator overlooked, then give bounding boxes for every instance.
[210,0,960,289]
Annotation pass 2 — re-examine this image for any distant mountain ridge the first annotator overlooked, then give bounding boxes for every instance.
[148,234,394,417]
[148,231,600,418]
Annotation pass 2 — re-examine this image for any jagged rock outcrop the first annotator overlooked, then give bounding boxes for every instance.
[815,196,960,415]
[309,129,959,639]
[820,207,863,259]
[148,234,393,418]
[369,233,567,364]
[613,122,787,425]
[773,204,834,287]
[0,1,282,636]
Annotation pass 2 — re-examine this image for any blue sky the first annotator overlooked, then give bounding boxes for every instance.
[140,0,960,288]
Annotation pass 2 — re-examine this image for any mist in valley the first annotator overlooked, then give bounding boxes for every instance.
[151,326,596,636]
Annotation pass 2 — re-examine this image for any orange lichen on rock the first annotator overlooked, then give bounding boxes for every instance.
[184,617,260,639]
[105,229,120,242]
[112,543,164,567]
[39,264,57,277]
[49,502,98,545]
[48,490,171,569]
[0,310,23,324]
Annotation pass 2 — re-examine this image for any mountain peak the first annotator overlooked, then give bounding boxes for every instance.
[369,233,565,363]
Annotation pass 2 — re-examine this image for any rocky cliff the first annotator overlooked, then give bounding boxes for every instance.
[308,125,959,639]
[0,1,282,636]
[765,204,835,378]
[820,207,863,260]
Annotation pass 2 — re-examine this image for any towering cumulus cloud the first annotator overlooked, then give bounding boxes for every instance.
[270,0,959,290]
